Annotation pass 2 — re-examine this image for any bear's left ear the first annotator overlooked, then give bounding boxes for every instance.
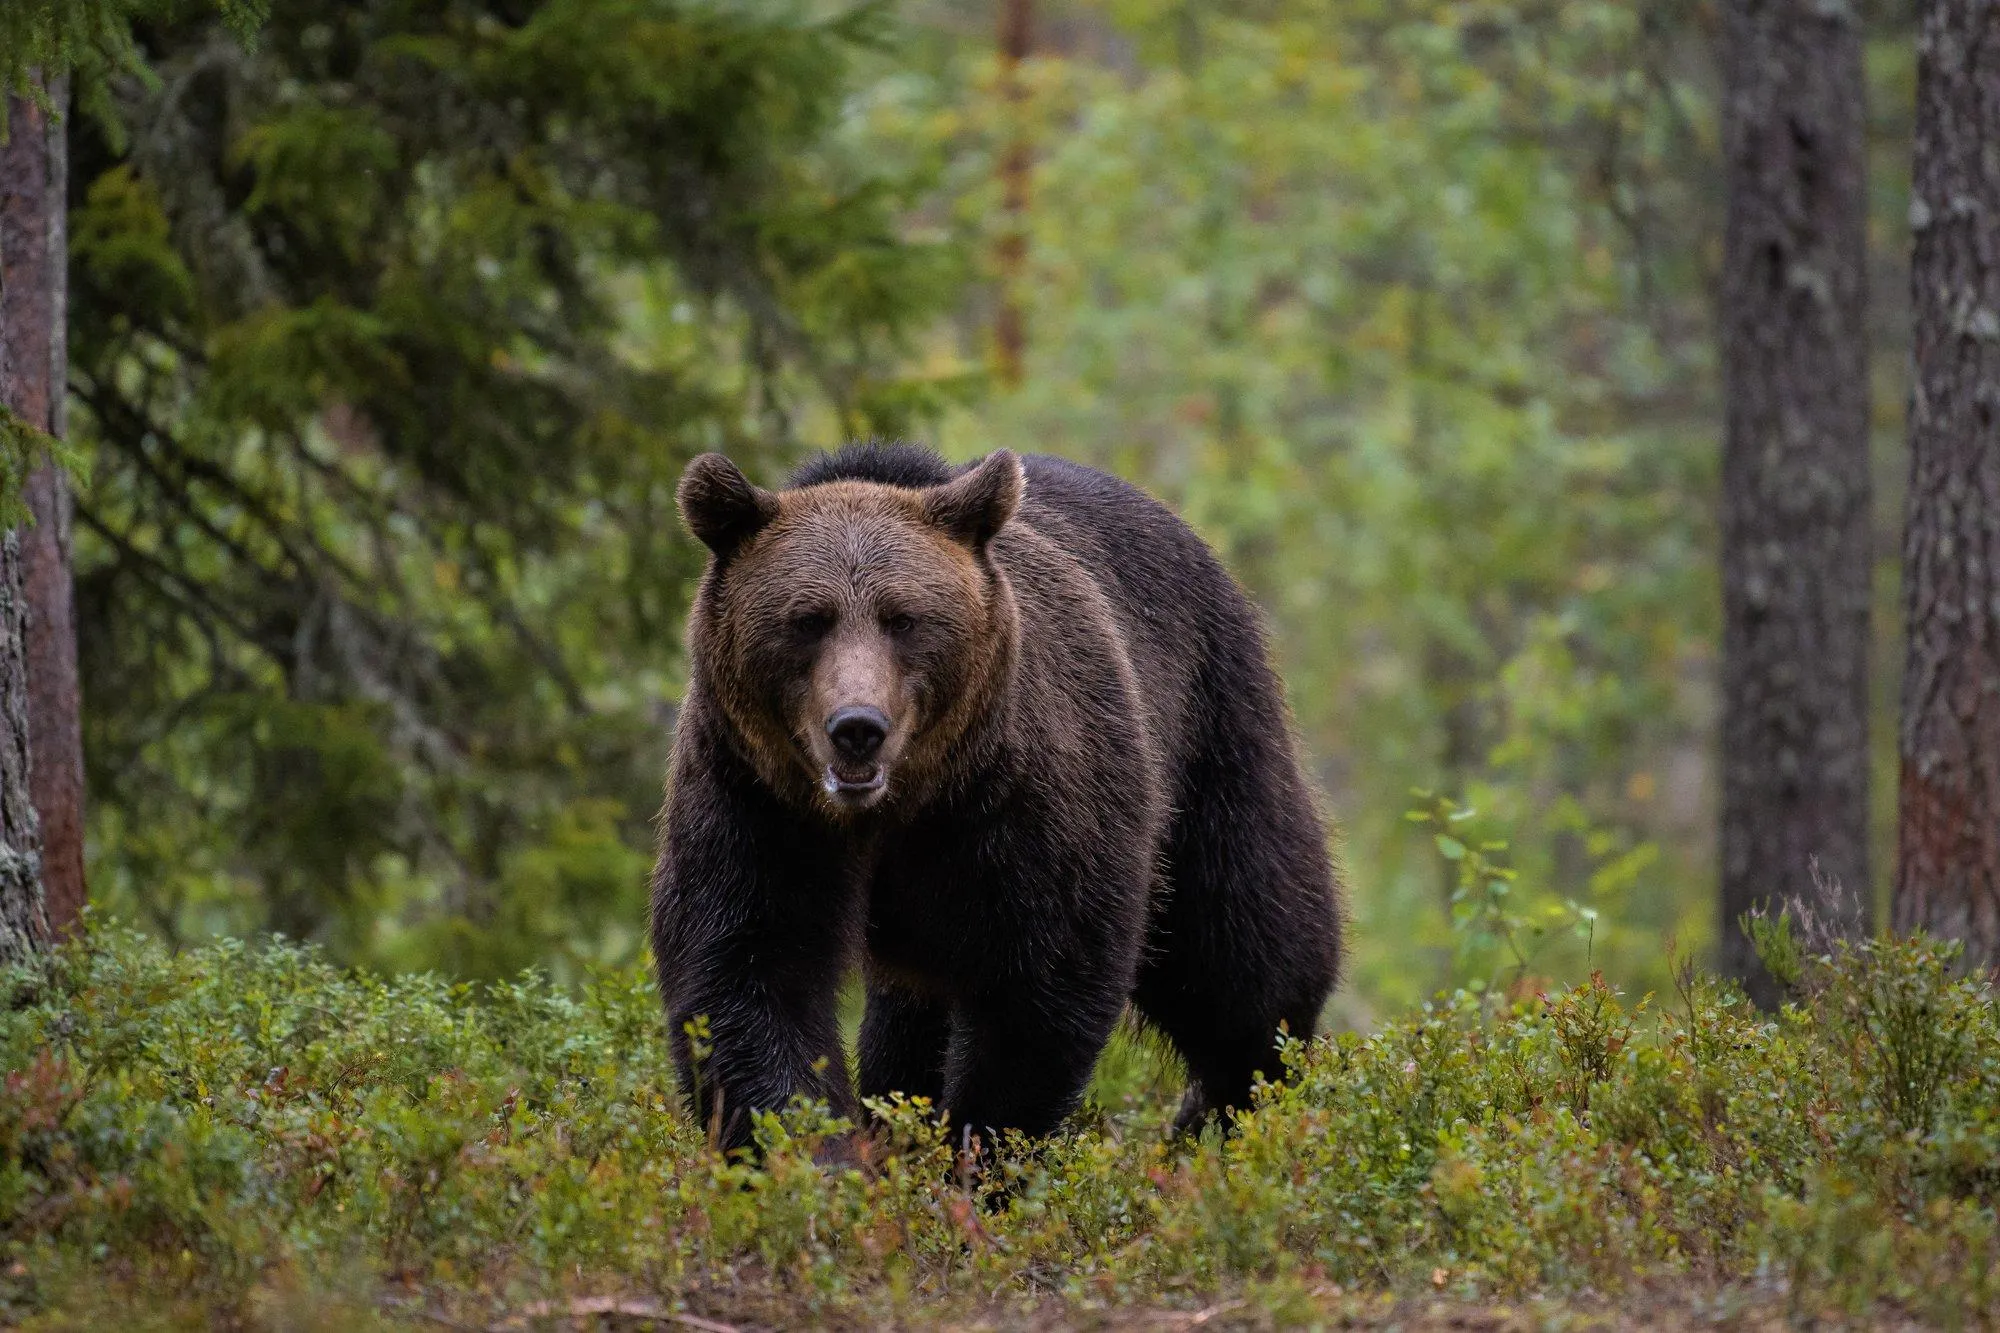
[678,453,780,557]
[923,450,1024,553]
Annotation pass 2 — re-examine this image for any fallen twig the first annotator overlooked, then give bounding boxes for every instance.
[1179,1297,1246,1327]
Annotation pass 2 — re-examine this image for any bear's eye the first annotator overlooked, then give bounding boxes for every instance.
[790,609,835,637]
[884,612,917,637]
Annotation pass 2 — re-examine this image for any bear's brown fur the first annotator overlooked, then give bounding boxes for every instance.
[653,443,1341,1152]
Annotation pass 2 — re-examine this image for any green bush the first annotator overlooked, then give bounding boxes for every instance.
[3,927,1997,1326]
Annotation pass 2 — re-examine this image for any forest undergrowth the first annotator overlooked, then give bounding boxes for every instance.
[3,918,1998,1330]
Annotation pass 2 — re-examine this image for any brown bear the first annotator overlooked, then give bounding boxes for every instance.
[652,443,1341,1152]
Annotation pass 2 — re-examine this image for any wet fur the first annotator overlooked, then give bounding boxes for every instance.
[653,444,1343,1150]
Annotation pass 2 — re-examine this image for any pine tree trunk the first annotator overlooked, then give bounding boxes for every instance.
[0,525,45,964]
[1717,0,1874,1006]
[0,83,61,964]
[0,81,83,940]
[1,81,84,938]
[1,77,82,953]
[1894,0,2000,968]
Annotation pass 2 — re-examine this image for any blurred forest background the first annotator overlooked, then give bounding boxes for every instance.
[41,0,1923,1023]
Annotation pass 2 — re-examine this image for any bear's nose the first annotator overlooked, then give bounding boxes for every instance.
[827,706,888,765]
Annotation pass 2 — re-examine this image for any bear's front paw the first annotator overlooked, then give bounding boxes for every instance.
[810,1126,881,1174]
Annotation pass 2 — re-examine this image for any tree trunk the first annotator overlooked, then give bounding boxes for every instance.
[2,81,84,939]
[0,526,45,963]
[1717,0,1873,1006]
[0,81,83,940]
[0,82,64,964]
[1894,0,2000,968]
[993,0,1031,388]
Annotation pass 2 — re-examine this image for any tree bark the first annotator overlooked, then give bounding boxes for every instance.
[1717,0,1873,1006]
[0,526,45,963]
[0,84,62,964]
[1894,0,2000,968]
[1,81,84,939]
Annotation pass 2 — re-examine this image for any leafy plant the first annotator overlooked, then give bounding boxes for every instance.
[1407,791,1604,993]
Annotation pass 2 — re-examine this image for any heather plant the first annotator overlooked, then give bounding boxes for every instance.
[4,925,1998,1327]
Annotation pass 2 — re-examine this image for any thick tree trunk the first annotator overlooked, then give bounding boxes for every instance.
[0,81,84,940]
[1717,0,1873,1005]
[1894,0,2000,968]
[0,81,64,965]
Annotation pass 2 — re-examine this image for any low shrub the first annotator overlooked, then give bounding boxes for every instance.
[2,926,1996,1326]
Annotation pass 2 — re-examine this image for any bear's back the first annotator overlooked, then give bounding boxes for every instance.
[1007,455,1248,775]
[788,442,960,490]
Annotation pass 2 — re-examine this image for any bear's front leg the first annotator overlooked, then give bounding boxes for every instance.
[942,979,1128,1143]
[857,983,952,1110]
[652,755,858,1153]
[663,954,853,1153]
[919,793,1155,1145]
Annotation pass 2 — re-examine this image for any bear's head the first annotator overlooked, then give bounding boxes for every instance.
[677,450,1025,817]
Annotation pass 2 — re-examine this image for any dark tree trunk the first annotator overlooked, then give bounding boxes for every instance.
[993,0,1031,388]
[1717,0,1874,1005]
[0,82,68,963]
[1,82,84,939]
[1894,0,2000,968]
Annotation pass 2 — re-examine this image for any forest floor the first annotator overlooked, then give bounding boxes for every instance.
[344,1279,1927,1330]
[58,1271,1921,1331]
[4,928,1997,1330]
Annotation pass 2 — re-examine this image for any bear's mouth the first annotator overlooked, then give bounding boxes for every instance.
[822,763,887,809]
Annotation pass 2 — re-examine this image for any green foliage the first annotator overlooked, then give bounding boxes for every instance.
[875,0,1722,1013]
[0,0,265,117]
[58,0,1923,1022]
[6,928,2000,1326]
[0,408,90,531]
[1743,905,1807,993]
[70,0,964,974]
[1408,790,1610,992]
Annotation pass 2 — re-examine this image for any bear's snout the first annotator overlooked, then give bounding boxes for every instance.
[820,700,894,809]
[808,623,906,811]
[827,705,888,766]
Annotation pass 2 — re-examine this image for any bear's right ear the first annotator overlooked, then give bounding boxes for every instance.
[923,450,1024,554]
[678,453,780,557]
